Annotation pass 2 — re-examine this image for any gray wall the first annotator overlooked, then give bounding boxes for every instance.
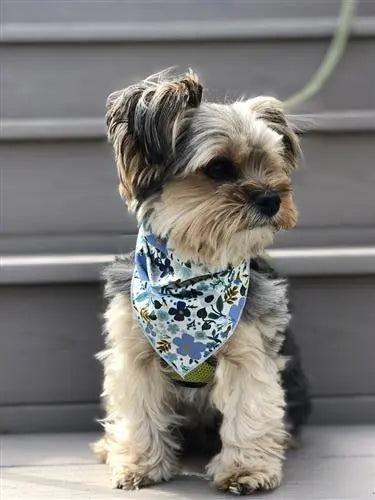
[1,0,375,432]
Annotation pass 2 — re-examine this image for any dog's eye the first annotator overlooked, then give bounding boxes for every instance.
[205,160,237,181]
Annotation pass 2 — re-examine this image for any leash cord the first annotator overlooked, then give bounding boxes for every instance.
[284,0,358,108]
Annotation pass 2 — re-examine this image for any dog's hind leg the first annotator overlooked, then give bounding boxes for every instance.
[206,320,287,495]
[92,435,108,463]
[96,294,180,490]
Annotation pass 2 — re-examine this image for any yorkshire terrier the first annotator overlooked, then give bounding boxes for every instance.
[94,69,310,494]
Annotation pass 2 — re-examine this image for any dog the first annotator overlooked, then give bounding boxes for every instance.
[94,69,310,494]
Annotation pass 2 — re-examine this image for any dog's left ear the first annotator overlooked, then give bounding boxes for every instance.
[249,96,300,172]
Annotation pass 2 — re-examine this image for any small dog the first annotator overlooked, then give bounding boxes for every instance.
[95,69,310,494]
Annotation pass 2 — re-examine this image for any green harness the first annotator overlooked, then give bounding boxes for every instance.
[162,357,217,388]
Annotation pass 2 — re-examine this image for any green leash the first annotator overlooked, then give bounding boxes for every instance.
[285,0,358,108]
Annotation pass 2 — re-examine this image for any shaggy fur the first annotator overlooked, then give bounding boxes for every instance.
[95,69,310,494]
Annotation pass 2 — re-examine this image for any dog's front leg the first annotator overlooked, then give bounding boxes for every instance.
[97,295,180,489]
[207,321,287,495]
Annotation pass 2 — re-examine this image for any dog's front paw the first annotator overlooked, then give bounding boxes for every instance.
[207,454,282,495]
[217,469,282,495]
[112,468,155,490]
[110,459,177,490]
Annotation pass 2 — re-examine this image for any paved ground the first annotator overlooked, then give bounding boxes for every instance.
[1,426,374,499]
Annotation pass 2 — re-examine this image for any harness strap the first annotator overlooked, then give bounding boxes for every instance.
[162,356,217,388]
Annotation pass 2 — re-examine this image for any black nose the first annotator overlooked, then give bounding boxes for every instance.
[252,191,281,217]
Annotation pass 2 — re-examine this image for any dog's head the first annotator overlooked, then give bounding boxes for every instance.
[107,70,300,267]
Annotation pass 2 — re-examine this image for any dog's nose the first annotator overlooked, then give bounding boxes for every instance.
[252,191,281,217]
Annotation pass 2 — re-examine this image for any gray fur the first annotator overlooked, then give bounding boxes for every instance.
[244,261,289,327]
[103,252,134,299]
[245,258,290,357]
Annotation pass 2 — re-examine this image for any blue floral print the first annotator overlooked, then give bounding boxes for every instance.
[156,309,169,321]
[173,333,205,360]
[165,352,178,363]
[168,301,191,321]
[229,297,246,323]
[167,323,179,334]
[132,225,250,377]
[135,250,148,282]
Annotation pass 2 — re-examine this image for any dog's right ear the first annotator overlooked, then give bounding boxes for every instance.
[106,70,202,207]
[248,96,301,173]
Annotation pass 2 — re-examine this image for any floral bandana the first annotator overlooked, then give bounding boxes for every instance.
[131,226,250,378]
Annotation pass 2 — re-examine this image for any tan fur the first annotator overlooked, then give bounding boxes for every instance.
[96,295,181,489]
[148,170,296,267]
[96,296,288,493]
[206,321,287,493]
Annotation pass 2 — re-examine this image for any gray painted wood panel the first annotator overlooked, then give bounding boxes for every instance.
[2,38,375,118]
[1,133,374,236]
[2,248,375,286]
[290,276,375,397]
[0,284,104,405]
[3,0,375,24]
[2,227,375,256]
[2,396,375,433]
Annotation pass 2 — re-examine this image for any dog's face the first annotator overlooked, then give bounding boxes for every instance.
[107,71,300,267]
